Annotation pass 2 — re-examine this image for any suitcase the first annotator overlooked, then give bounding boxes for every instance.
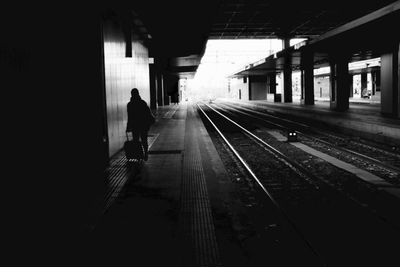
[124,132,144,160]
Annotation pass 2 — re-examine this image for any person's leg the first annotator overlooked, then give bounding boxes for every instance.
[140,131,149,160]
[127,131,140,161]
[132,131,140,143]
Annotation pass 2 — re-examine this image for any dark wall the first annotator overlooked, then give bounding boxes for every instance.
[0,5,134,261]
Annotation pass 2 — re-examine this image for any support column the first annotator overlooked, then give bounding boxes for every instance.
[380,42,399,117]
[283,58,293,103]
[155,73,159,106]
[361,72,368,97]
[371,70,379,95]
[266,74,277,102]
[267,74,276,93]
[349,75,354,98]
[329,54,350,111]
[157,73,164,107]
[149,65,157,109]
[163,74,171,105]
[300,48,314,105]
[282,38,290,50]
[282,37,292,103]
[248,76,252,100]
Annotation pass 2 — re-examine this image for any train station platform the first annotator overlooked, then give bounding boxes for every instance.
[89,103,236,266]
[220,99,400,147]
[88,102,320,266]
[80,99,400,267]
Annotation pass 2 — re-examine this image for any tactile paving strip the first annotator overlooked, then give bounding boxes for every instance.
[180,106,221,267]
[103,134,159,212]
[103,153,130,212]
[163,105,180,119]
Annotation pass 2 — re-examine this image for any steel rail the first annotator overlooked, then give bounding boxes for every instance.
[206,102,400,231]
[221,101,399,157]
[218,102,400,174]
[197,103,327,267]
[205,103,327,189]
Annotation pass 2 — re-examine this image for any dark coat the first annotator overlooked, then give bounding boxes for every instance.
[126,97,155,132]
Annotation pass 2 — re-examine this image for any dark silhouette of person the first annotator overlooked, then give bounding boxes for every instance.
[126,88,155,161]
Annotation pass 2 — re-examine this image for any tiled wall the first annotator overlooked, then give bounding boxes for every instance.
[103,21,150,157]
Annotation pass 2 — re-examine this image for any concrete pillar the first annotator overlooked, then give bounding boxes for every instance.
[349,75,354,98]
[248,76,252,100]
[282,37,290,50]
[380,42,399,117]
[280,37,292,103]
[300,49,314,105]
[157,73,164,107]
[283,58,293,103]
[329,55,350,111]
[267,74,276,93]
[371,70,379,95]
[163,75,170,105]
[155,73,159,106]
[361,72,368,97]
[161,75,170,106]
[283,64,293,103]
[149,65,157,109]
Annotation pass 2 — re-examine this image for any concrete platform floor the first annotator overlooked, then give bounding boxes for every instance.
[90,103,238,266]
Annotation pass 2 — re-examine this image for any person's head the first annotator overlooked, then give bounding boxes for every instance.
[131,88,140,98]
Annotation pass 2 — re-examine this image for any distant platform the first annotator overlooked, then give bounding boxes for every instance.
[218,98,400,147]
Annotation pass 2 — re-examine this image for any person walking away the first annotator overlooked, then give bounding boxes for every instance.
[126,88,155,161]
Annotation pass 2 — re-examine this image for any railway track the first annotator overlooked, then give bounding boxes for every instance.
[221,101,400,164]
[197,102,400,266]
[209,102,400,226]
[217,101,400,185]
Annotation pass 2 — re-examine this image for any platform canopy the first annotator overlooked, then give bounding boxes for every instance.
[231,1,400,77]
[118,0,398,76]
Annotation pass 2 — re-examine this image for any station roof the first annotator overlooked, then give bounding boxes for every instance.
[231,1,400,77]
[208,0,398,39]
[123,0,399,77]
